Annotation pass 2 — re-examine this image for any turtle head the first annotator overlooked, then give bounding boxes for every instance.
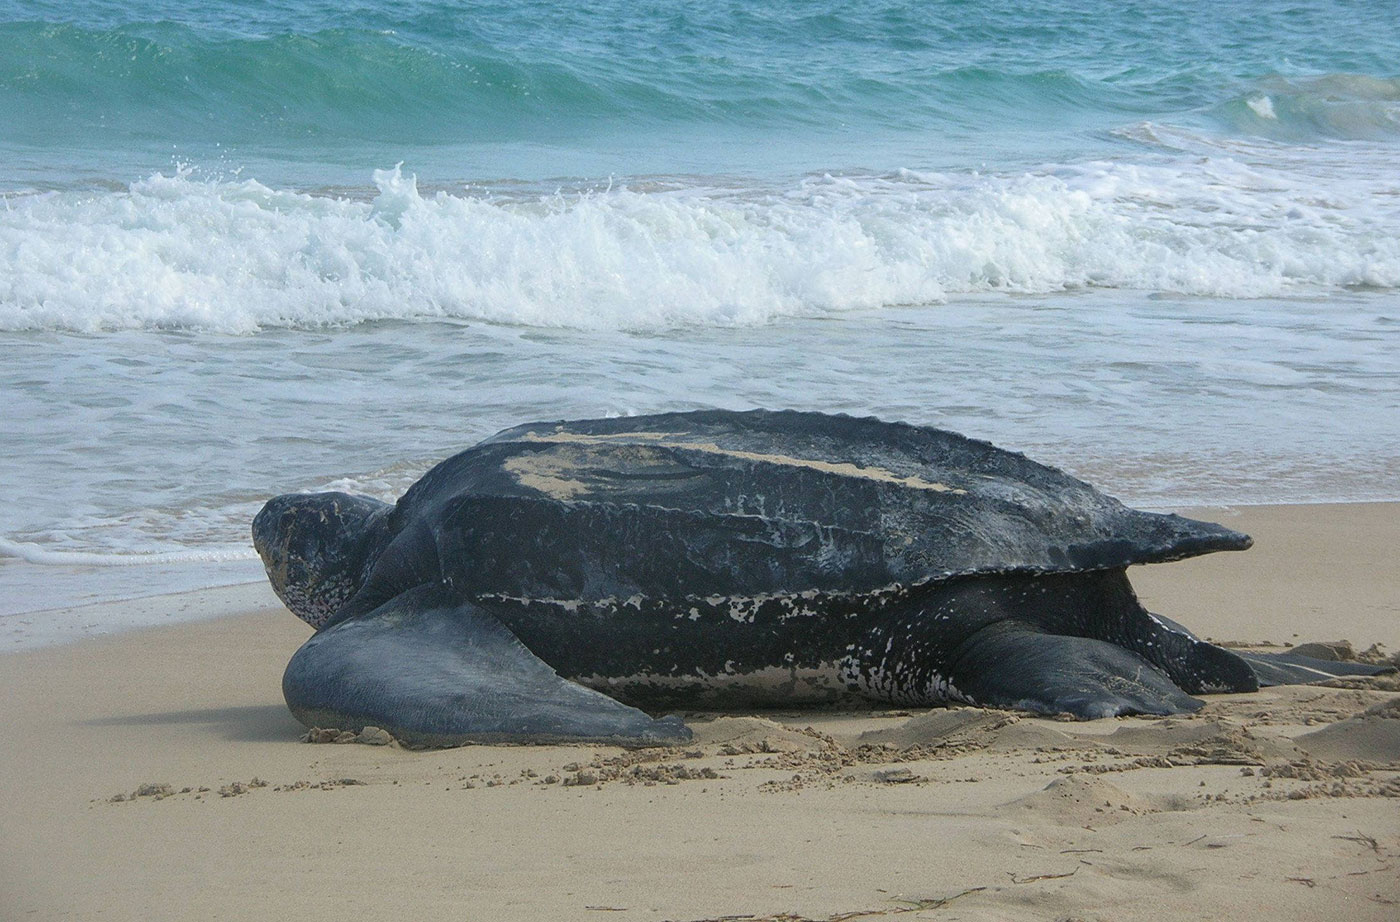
[252,492,392,630]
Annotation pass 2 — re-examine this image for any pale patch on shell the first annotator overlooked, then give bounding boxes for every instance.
[511,429,967,494]
[499,450,593,500]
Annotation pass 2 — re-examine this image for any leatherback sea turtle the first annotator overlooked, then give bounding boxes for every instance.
[252,410,1385,746]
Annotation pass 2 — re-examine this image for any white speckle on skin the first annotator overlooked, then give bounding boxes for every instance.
[575,664,849,704]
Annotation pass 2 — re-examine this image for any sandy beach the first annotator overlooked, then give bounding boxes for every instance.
[3,502,1397,922]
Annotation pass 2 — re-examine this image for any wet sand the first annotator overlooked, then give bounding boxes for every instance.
[2,503,1397,921]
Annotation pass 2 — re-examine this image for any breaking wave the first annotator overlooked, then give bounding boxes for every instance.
[3,159,1397,334]
[1214,74,1400,141]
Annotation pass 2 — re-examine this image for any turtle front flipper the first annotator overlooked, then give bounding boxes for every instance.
[282,584,691,747]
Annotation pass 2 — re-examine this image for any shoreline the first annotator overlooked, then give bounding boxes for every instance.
[0,580,281,652]
[3,500,1397,921]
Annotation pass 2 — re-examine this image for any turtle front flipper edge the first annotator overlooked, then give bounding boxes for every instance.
[281,584,692,748]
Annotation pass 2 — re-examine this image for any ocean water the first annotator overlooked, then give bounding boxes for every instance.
[2,0,1398,646]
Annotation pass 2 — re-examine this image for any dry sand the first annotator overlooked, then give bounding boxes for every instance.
[2,503,1397,921]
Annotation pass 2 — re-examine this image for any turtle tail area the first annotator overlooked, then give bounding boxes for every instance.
[1121,602,1395,688]
[1092,593,1393,692]
[1229,650,1396,687]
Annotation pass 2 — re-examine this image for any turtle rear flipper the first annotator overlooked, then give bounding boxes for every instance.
[282,584,691,747]
[849,573,1240,718]
[946,620,1208,719]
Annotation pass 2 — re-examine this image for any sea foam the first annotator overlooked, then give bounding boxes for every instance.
[0,537,255,567]
[2,160,1397,334]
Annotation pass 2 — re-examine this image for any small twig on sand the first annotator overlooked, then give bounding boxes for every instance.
[1008,867,1078,884]
[886,888,987,912]
[1344,864,1394,877]
[668,887,989,922]
[1332,832,1381,853]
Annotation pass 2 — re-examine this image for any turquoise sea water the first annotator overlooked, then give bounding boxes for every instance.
[5,0,1400,187]
[2,0,1398,643]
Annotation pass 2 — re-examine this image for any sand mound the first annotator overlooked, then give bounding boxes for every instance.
[1293,696,1400,764]
[855,710,1306,762]
[1092,717,1300,763]
[1099,717,1232,754]
[853,707,1084,753]
[981,721,1083,751]
[1290,640,1358,661]
[1362,696,1400,718]
[1000,775,1155,826]
[856,708,1009,747]
[688,716,827,753]
[1290,640,1400,668]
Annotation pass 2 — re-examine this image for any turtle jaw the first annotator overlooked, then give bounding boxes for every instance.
[252,492,391,629]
